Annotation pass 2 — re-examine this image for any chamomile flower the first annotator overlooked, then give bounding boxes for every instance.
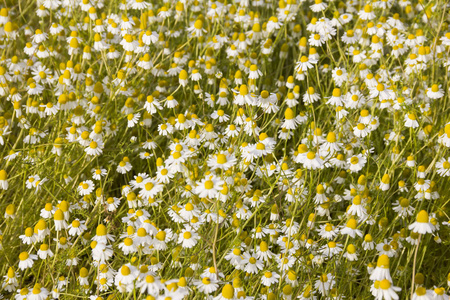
[370,255,392,282]
[194,277,219,294]
[0,169,8,190]
[178,226,200,249]
[18,252,38,270]
[426,84,444,99]
[409,210,435,234]
[68,219,87,236]
[371,279,402,300]
[412,287,434,300]
[340,218,363,238]
[85,140,104,156]
[194,175,224,199]
[78,180,95,196]
[314,273,335,296]
[348,154,367,173]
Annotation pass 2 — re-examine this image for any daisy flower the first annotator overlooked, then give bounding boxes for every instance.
[194,175,224,199]
[314,273,335,296]
[207,152,237,171]
[194,277,219,294]
[426,84,444,99]
[78,180,95,196]
[117,159,133,174]
[178,226,200,249]
[404,113,419,128]
[409,210,435,234]
[28,284,49,300]
[295,55,317,72]
[303,152,324,170]
[261,271,280,286]
[348,154,367,173]
[242,252,264,274]
[85,140,104,156]
[53,209,68,231]
[18,252,38,270]
[68,219,87,236]
[214,284,235,300]
[114,264,139,289]
[435,157,450,176]
[340,218,363,238]
[371,279,401,300]
[412,287,434,300]
[137,274,164,295]
[370,255,392,282]
[0,169,8,190]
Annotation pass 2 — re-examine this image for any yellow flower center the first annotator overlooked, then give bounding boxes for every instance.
[379,279,391,290]
[416,210,428,223]
[307,152,316,159]
[19,252,29,260]
[121,266,131,276]
[204,180,214,189]
[376,83,385,92]
[416,287,426,296]
[217,154,227,164]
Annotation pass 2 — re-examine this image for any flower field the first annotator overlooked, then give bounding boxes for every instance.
[0,0,450,299]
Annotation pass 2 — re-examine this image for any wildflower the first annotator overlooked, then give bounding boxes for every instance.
[2,267,19,292]
[188,19,207,37]
[32,29,48,43]
[37,244,54,259]
[404,113,419,128]
[310,0,328,12]
[332,68,348,86]
[178,226,200,249]
[53,209,67,231]
[68,219,87,236]
[137,274,164,295]
[353,123,370,138]
[409,210,435,234]
[18,252,37,270]
[435,157,450,176]
[78,180,95,196]
[371,279,401,300]
[344,244,358,261]
[0,169,8,190]
[303,152,324,170]
[340,218,363,238]
[194,277,219,294]
[370,255,392,282]
[426,84,444,99]
[19,227,36,245]
[261,271,280,286]
[117,159,133,174]
[392,197,414,218]
[431,287,447,300]
[28,283,49,300]
[348,154,367,173]
[92,224,115,243]
[314,273,335,296]
[303,87,320,105]
[295,55,317,72]
[114,264,139,291]
[214,284,235,300]
[85,140,104,156]
[194,175,224,199]
[363,234,375,250]
[412,287,434,300]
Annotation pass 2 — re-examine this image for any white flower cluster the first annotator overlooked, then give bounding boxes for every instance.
[0,0,450,299]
